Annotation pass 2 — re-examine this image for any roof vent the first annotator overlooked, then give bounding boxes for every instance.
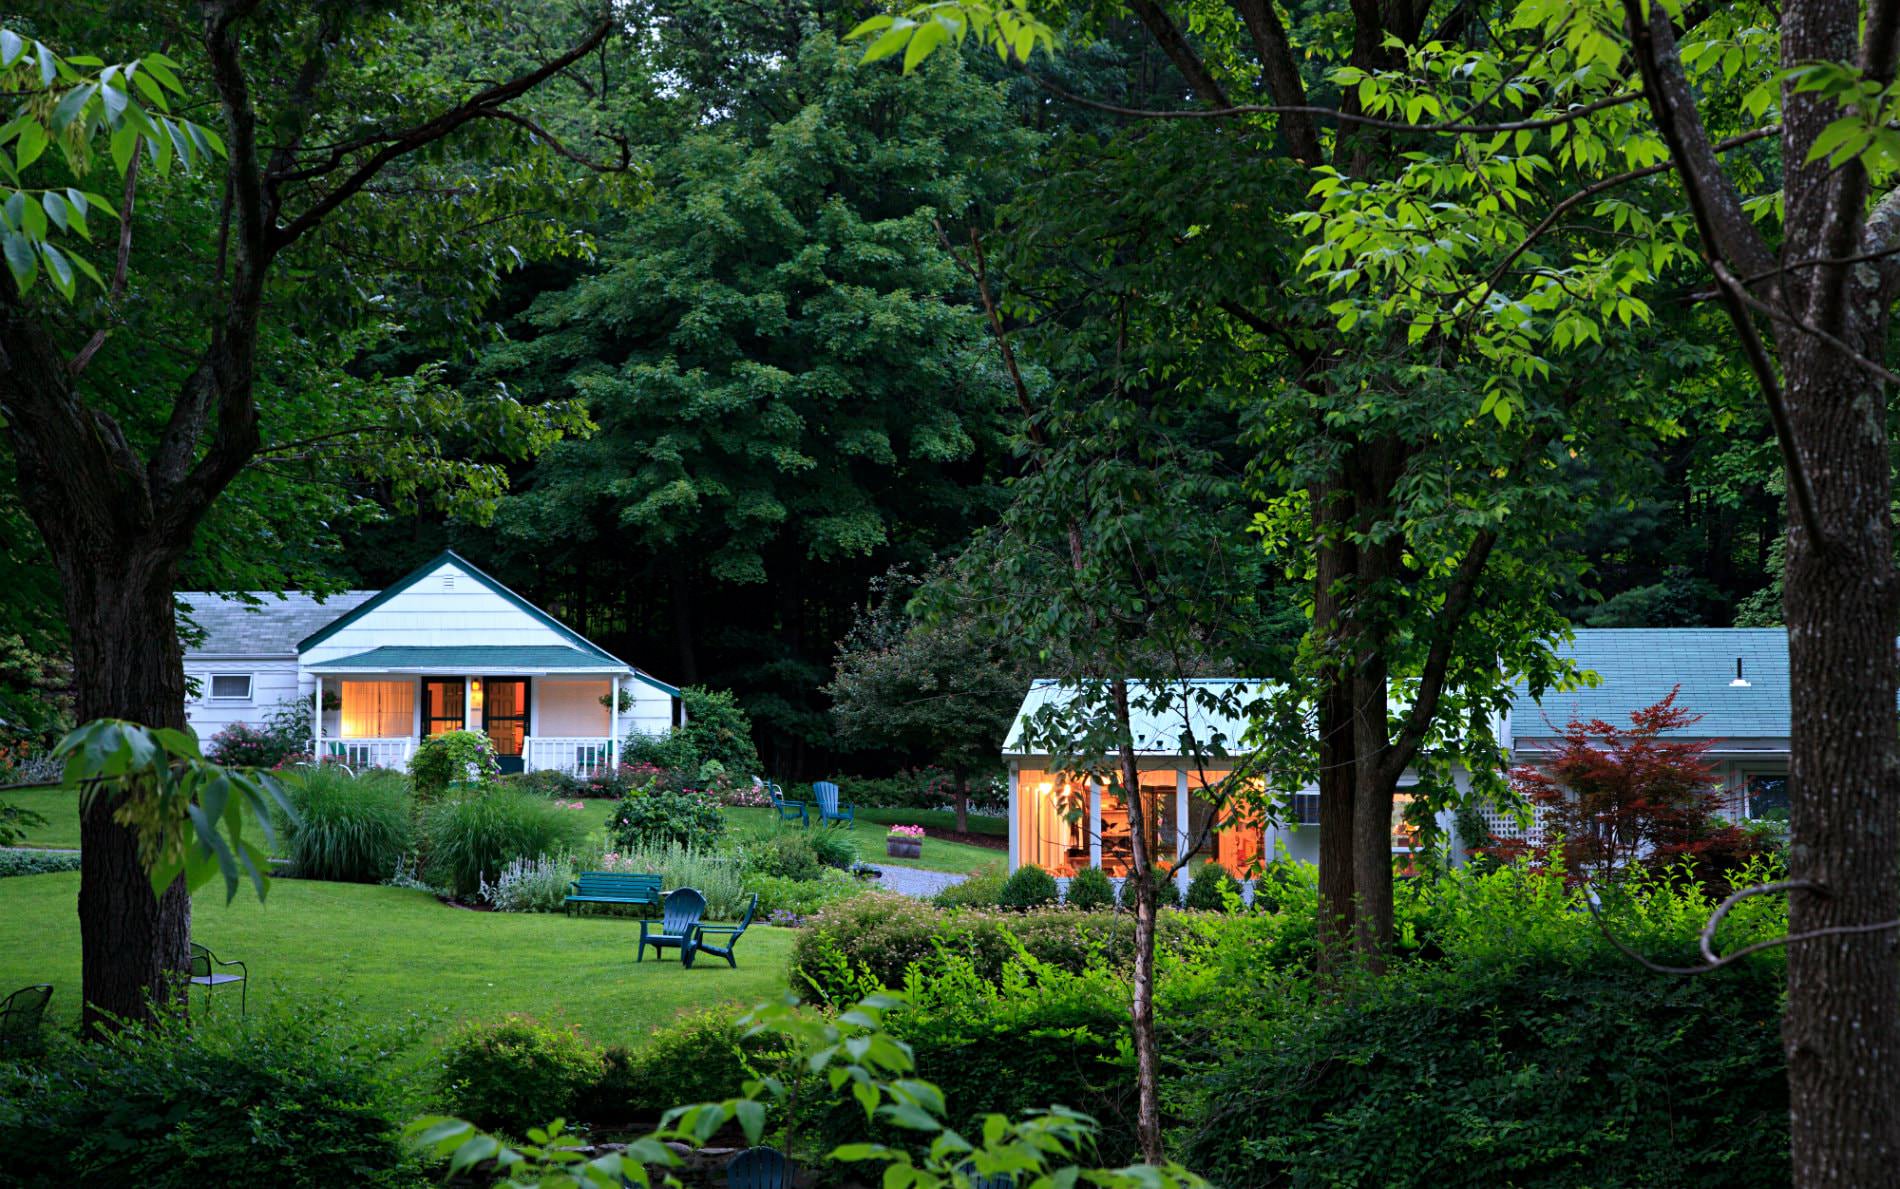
[1730,656,1751,688]
[441,574,456,589]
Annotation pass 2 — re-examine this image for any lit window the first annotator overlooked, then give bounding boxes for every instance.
[208,674,253,701]
[1746,774,1790,822]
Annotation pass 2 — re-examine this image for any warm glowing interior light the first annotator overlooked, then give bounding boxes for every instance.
[469,679,484,713]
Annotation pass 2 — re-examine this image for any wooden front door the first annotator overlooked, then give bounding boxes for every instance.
[480,677,529,773]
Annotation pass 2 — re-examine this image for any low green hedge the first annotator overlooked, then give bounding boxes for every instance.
[0,849,81,878]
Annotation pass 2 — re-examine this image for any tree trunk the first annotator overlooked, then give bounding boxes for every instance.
[951,763,969,835]
[1779,336,1900,1185]
[63,542,195,1032]
[1310,482,1358,970]
[1112,678,1164,1164]
[1349,654,1393,970]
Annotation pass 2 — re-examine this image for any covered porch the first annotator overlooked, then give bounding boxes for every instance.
[306,645,634,776]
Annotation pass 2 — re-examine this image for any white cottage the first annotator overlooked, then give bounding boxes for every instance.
[181,551,680,774]
[1003,629,1800,879]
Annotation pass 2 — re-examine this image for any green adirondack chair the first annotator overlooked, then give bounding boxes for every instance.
[758,778,807,827]
[812,780,852,825]
[691,893,758,969]
[727,1146,794,1189]
[638,888,706,966]
[0,984,52,1056]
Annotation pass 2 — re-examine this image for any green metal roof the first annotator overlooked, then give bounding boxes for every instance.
[1516,628,1792,740]
[306,645,631,674]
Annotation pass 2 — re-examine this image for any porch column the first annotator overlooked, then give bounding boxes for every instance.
[1007,762,1020,872]
[464,675,475,731]
[1175,768,1190,862]
[312,676,322,756]
[1088,780,1103,869]
[609,675,621,768]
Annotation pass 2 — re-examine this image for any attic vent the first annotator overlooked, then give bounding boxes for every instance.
[441,574,456,589]
[1730,656,1751,688]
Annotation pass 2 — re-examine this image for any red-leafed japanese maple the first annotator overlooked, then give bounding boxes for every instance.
[1499,688,1764,894]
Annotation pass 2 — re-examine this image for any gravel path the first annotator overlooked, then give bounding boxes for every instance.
[871,867,967,899]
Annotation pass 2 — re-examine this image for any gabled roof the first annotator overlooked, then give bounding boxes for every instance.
[1518,628,1791,740]
[306,645,630,674]
[180,590,377,657]
[1003,679,1272,757]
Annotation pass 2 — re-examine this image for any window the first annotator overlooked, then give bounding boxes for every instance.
[1292,790,1321,826]
[1746,773,1790,822]
[208,674,253,701]
[423,680,466,737]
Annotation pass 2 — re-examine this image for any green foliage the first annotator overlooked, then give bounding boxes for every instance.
[408,730,500,796]
[1183,862,1240,912]
[1064,865,1116,911]
[440,1015,603,1136]
[998,863,1058,909]
[423,790,586,898]
[808,821,860,870]
[55,718,288,902]
[504,769,586,798]
[488,854,576,914]
[606,790,725,851]
[790,892,1192,1006]
[745,831,826,881]
[203,700,314,768]
[746,869,866,918]
[600,842,750,920]
[581,1007,796,1122]
[0,797,47,849]
[676,686,760,777]
[0,848,80,877]
[1120,869,1181,911]
[0,1004,425,1186]
[932,869,1006,908]
[279,766,414,883]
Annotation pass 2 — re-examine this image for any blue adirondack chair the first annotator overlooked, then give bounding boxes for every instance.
[955,1162,1017,1189]
[812,780,853,825]
[637,888,707,966]
[758,777,807,827]
[692,893,758,969]
[727,1146,795,1189]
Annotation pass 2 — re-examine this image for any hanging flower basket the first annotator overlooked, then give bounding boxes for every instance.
[886,824,924,858]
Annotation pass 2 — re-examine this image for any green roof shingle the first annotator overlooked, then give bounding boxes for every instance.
[305,645,628,674]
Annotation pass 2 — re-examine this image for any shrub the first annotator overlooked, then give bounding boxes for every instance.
[933,870,1006,908]
[677,686,761,776]
[204,720,294,768]
[998,863,1058,909]
[1064,866,1116,910]
[1180,950,1788,1188]
[808,821,860,870]
[607,790,725,851]
[746,832,826,881]
[408,729,500,795]
[0,849,81,878]
[505,769,585,798]
[488,853,575,913]
[747,869,864,918]
[1184,862,1240,911]
[0,1005,425,1187]
[279,766,414,883]
[1118,868,1181,911]
[579,1007,796,1123]
[424,790,587,898]
[440,1015,603,1136]
[790,893,1193,1006]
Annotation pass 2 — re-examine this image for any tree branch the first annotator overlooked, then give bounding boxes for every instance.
[271,17,612,252]
[1377,525,1498,787]
[1584,879,1900,975]
[67,136,143,377]
[473,107,630,173]
[1125,0,1230,108]
[1227,0,1321,163]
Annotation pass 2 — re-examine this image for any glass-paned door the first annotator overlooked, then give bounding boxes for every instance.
[423,680,465,737]
[481,677,530,774]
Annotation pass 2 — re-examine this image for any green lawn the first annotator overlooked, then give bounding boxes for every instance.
[724,806,1004,875]
[0,872,795,1047]
[6,785,77,849]
[856,806,1007,838]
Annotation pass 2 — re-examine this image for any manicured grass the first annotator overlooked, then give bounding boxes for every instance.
[5,784,78,849]
[724,806,1004,876]
[856,806,1007,838]
[0,872,796,1047]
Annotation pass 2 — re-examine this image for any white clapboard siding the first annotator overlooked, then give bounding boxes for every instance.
[534,679,611,736]
[300,559,590,666]
[622,683,674,738]
[183,658,304,739]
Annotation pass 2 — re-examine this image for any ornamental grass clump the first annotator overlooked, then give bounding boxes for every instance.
[278,765,414,883]
[424,789,587,898]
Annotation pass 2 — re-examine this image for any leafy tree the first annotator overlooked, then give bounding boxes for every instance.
[0,3,632,1029]
[472,32,1029,765]
[827,565,1030,832]
[1499,690,1765,895]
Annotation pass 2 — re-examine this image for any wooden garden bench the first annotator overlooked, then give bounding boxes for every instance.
[565,872,662,916]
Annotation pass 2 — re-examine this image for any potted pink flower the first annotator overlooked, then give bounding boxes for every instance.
[886,823,925,859]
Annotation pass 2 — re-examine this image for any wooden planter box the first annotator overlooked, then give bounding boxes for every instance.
[886,838,922,859]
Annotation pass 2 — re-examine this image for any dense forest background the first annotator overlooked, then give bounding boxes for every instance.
[0,0,1788,777]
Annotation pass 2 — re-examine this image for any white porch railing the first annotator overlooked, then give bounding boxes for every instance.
[523,737,615,776]
[317,737,416,770]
